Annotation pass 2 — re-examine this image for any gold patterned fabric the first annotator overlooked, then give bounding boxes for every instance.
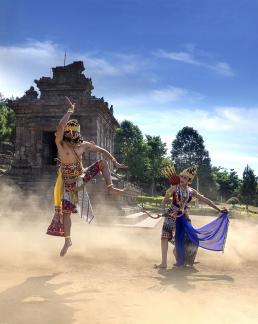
[47,161,101,237]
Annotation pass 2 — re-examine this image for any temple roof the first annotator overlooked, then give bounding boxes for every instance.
[34,61,93,100]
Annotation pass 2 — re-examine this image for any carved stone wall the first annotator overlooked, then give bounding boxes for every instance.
[6,61,141,218]
[8,61,118,177]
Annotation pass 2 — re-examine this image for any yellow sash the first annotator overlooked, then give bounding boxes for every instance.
[54,147,83,209]
[54,169,64,209]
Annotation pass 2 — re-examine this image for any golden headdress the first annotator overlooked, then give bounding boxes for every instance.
[162,164,198,185]
[179,165,197,184]
[63,119,83,145]
[64,119,80,132]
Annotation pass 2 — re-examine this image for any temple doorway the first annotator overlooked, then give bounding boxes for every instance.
[42,131,58,166]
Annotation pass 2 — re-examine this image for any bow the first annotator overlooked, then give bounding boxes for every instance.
[137,204,166,219]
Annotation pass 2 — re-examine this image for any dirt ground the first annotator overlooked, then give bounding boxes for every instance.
[0,183,257,324]
[0,208,258,324]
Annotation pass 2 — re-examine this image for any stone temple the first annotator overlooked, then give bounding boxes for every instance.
[9,61,117,177]
[8,61,140,218]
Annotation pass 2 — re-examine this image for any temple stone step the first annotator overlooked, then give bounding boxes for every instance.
[121,206,141,216]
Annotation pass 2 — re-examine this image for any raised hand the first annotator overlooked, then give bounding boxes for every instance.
[65,96,76,113]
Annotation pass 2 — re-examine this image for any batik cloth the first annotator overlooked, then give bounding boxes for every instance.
[161,184,198,266]
[175,212,229,266]
[161,209,198,266]
[46,160,101,237]
[161,184,192,241]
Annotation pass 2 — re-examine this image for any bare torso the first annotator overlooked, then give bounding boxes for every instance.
[57,141,89,164]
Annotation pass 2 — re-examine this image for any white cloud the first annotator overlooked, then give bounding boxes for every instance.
[212,106,258,133]
[211,151,258,164]
[113,95,258,134]
[211,62,234,77]
[0,40,142,98]
[156,50,198,64]
[151,87,188,103]
[114,101,258,176]
[210,151,258,175]
[153,49,235,77]
[80,53,139,77]
[0,40,256,176]
[111,86,203,109]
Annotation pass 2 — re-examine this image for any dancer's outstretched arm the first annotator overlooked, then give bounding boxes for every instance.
[191,189,227,213]
[81,141,127,169]
[161,186,175,212]
[55,96,75,147]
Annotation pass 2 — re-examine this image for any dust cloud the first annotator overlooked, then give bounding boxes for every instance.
[0,181,258,324]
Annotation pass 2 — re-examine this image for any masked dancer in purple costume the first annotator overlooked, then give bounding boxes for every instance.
[46,97,127,256]
[154,165,228,269]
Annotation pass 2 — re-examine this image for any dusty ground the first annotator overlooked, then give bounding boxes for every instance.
[0,184,257,324]
[0,210,258,324]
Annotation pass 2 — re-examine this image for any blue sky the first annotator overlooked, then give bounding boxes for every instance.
[1,0,258,176]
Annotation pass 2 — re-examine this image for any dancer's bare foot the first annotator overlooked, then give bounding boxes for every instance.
[107,184,129,196]
[60,238,72,257]
[153,263,167,269]
[173,263,185,268]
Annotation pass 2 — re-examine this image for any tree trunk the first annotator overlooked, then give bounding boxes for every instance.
[150,181,155,196]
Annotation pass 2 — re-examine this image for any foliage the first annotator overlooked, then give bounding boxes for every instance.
[171,126,216,197]
[154,157,173,195]
[240,165,257,207]
[114,120,169,193]
[212,167,241,200]
[226,197,240,205]
[114,120,150,186]
[115,122,255,205]
[145,135,167,195]
[137,195,168,205]
[0,94,16,142]
[137,195,197,209]
[254,186,258,206]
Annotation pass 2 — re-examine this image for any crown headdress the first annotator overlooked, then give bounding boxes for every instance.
[64,119,80,132]
[63,119,83,145]
[179,165,197,184]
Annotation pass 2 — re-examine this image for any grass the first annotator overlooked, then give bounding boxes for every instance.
[140,201,258,220]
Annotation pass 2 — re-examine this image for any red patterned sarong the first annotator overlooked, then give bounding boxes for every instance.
[83,160,101,183]
[46,160,101,237]
[46,207,65,237]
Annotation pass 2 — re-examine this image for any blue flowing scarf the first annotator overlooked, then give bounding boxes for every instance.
[178,212,230,251]
[175,212,229,266]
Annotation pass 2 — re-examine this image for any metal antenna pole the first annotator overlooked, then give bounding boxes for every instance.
[64,49,67,66]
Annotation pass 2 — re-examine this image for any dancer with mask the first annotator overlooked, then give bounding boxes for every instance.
[47,97,127,256]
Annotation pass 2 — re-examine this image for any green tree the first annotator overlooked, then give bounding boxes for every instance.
[145,135,167,195]
[0,94,15,142]
[212,167,241,201]
[154,156,173,195]
[255,184,258,206]
[171,126,216,197]
[114,120,150,186]
[240,165,257,208]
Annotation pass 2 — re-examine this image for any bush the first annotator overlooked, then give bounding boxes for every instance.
[137,195,198,207]
[136,195,171,206]
[0,97,16,142]
[226,197,240,205]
